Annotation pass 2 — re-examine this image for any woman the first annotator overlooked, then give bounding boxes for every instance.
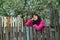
[26,13,45,40]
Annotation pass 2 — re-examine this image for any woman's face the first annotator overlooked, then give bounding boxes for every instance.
[33,15,38,21]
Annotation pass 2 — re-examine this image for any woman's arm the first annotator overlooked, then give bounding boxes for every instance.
[33,20,45,31]
[26,19,33,26]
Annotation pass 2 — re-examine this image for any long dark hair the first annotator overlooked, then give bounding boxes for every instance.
[32,13,41,25]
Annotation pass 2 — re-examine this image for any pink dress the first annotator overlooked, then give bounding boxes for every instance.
[26,19,45,32]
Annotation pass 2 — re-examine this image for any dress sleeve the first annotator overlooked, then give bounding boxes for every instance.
[33,20,45,31]
[26,19,33,26]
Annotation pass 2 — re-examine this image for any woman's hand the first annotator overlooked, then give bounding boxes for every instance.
[31,18,34,20]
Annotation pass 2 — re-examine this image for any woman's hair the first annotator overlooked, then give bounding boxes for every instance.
[32,12,41,25]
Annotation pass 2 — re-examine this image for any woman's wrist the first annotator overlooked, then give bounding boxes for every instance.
[31,18,33,20]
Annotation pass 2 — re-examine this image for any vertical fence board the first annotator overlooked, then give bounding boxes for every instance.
[33,28,37,40]
[26,26,30,40]
[0,17,2,40]
[30,27,33,40]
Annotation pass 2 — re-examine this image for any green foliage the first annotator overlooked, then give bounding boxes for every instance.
[0,0,60,18]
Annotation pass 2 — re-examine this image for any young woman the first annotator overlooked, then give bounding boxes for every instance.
[26,13,45,40]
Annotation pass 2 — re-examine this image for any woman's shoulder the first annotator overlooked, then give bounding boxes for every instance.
[40,19,45,24]
[41,19,45,22]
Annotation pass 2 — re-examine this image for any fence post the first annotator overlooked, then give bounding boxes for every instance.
[0,17,2,40]
[30,27,34,40]
[4,17,7,40]
[7,16,10,40]
[46,26,50,40]
[2,16,4,40]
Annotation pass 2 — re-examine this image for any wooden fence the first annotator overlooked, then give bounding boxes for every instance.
[0,16,58,40]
